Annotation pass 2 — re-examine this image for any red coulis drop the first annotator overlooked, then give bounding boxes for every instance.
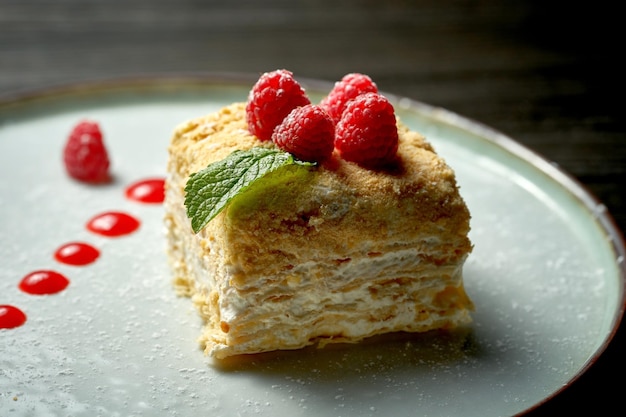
[0,305,27,329]
[86,211,140,237]
[54,242,100,266]
[19,270,70,295]
[125,178,165,203]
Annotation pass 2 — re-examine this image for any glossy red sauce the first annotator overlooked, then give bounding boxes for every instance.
[125,178,165,203]
[86,211,140,237]
[0,305,27,329]
[54,242,100,266]
[7,174,162,329]
[18,270,70,295]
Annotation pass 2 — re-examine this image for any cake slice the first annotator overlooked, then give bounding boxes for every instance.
[164,74,473,359]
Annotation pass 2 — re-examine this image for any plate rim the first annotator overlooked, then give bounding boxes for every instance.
[1,72,624,416]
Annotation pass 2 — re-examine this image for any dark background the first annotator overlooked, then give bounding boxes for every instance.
[1,1,624,415]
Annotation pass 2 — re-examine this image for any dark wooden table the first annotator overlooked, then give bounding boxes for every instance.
[1,1,624,415]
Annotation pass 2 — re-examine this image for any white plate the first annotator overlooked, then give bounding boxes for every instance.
[1,76,624,417]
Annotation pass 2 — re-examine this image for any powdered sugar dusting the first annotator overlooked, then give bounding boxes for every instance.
[1,84,621,417]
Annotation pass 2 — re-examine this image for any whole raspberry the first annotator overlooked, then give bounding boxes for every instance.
[334,93,399,167]
[272,104,334,162]
[63,120,110,183]
[320,73,378,124]
[246,69,311,141]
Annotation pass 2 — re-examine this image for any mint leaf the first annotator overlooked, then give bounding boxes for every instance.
[184,147,314,233]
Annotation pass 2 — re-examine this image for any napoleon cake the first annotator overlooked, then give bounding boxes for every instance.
[164,70,473,359]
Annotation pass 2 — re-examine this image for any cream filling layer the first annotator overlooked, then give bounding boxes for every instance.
[165,173,470,358]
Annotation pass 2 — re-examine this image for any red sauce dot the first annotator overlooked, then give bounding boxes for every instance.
[54,242,100,266]
[0,305,27,329]
[125,178,165,203]
[86,211,140,237]
[19,270,70,295]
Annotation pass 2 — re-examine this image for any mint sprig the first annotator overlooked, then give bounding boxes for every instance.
[184,147,314,233]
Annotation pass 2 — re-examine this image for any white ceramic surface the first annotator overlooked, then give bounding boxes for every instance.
[1,77,624,417]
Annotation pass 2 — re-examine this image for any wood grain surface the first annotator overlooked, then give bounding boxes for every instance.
[1,1,624,415]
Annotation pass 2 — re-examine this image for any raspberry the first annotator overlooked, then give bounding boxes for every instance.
[246,69,311,141]
[63,120,111,183]
[334,93,399,167]
[320,73,378,123]
[272,104,334,162]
